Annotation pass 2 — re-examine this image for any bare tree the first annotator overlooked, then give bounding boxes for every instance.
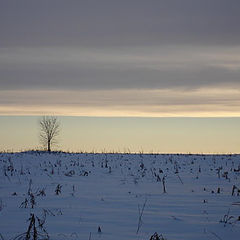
[39,116,60,152]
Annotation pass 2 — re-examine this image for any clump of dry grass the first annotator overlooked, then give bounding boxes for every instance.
[149,232,167,240]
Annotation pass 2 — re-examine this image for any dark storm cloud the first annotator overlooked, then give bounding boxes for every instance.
[0,0,240,47]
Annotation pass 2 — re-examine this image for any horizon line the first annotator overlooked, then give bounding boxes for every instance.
[1,149,239,155]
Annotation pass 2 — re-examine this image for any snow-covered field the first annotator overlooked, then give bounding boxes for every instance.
[0,152,240,240]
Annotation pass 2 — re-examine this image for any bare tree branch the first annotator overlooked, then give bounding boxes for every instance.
[39,116,60,152]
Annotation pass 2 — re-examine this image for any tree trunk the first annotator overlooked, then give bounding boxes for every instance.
[48,141,51,152]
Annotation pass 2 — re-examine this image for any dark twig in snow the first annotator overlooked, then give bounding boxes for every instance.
[136,198,147,234]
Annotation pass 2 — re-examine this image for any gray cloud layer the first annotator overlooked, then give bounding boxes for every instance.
[0,0,240,115]
[1,46,240,90]
[1,88,240,117]
[1,0,240,47]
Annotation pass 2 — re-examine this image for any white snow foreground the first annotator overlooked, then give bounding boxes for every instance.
[0,152,240,240]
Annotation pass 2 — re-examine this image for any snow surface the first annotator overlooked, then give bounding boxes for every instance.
[0,152,240,240]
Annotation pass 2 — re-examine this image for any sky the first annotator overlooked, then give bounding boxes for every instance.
[0,0,240,152]
[0,116,239,154]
